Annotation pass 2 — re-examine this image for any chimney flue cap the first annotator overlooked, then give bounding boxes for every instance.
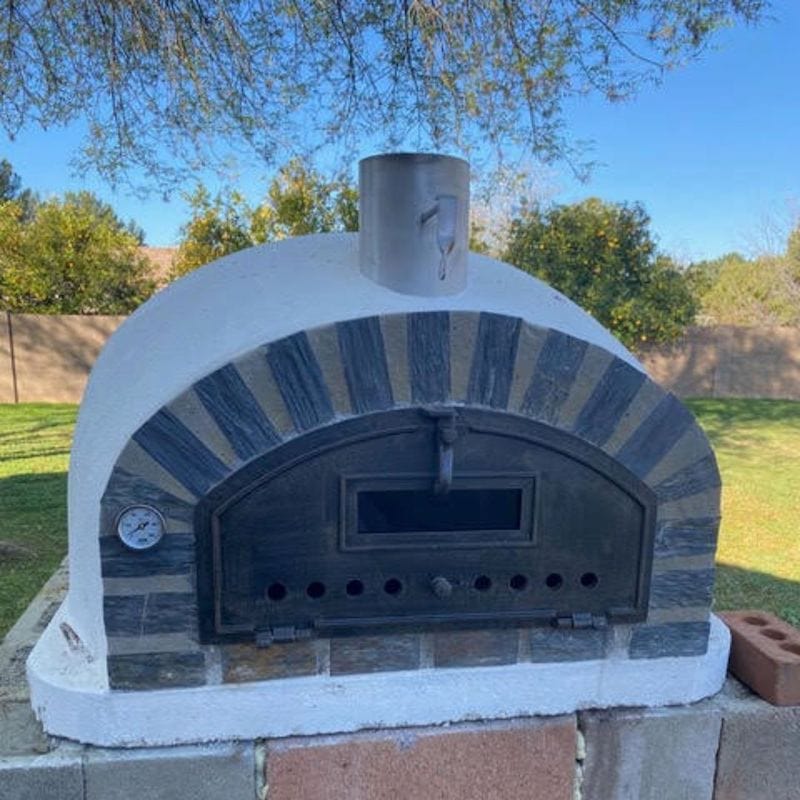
[358,152,470,297]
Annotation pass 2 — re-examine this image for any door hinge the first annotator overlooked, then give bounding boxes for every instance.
[255,626,313,648]
[555,613,608,630]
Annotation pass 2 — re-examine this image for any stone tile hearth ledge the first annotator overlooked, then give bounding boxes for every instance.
[0,561,69,759]
[26,610,731,747]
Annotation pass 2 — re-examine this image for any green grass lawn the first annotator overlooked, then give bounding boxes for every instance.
[0,399,798,640]
[0,404,76,637]
[686,398,800,626]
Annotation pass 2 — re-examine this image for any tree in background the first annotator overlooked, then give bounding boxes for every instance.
[503,198,697,348]
[0,191,154,314]
[174,160,358,276]
[688,251,800,326]
[786,223,800,280]
[0,158,37,221]
[253,160,359,242]
[686,252,747,297]
[0,2,766,191]
[171,187,254,278]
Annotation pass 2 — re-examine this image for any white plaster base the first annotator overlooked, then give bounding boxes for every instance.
[28,612,731,748]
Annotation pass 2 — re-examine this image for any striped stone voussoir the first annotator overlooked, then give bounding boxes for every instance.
[99,311,720,689]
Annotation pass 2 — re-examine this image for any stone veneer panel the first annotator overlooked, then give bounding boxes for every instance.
[466,312,521,408]
[336,316,394,413]
[330,634,421,675]
[166,388,239,468]
[194,364,282,461]
[132,409,228,497]
[222,641,319,683]
[107,652,207,690]
[233,347,295,437]
[649,568,715,609]
[616,395,696,478]
[601,378,666,456]
[653,517,719,559]
[100,311,720,689]
[433,629,521,668]
[266,331,335,431]
[629,621,711,659]
[520,329,587,424]
[100,534,195,579]
[644,424,716,487]
[306,324,352,418]
[103,593,197,637]
[379,314,410,404]
[526,627,609,663]
[571,356,647,446]
[507,322,548,412]
[555,344,615,432]
[448,311,479,401]
[407,311,450,404]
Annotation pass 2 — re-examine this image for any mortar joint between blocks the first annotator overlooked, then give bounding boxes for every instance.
[255,741,268,800]
[574,714,587,800]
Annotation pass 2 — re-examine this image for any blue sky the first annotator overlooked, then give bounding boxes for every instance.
[1,2,798,263]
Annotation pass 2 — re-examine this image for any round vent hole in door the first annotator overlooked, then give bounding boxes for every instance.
[267,583,287,601]
[509,574,528,591]
[306,581,326,599]
[383,578,403,595]
[346,579,365,596]
[545,573,563,590]
[580,572,599,589]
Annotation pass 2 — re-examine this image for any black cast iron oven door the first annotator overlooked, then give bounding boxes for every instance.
[195,407,656,644]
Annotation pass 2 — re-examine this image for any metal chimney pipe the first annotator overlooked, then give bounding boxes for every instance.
[358,153,470,296]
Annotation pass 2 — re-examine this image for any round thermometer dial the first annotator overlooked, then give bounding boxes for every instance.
[116,505,166,550]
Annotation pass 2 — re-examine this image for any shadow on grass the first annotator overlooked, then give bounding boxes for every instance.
[0,448,72,465]
[0,419,74,443]
[687,398,800,450]
[715,562,800,628]
[0,472,68,517]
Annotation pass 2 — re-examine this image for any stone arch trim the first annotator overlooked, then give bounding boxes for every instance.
[98,312,720,688]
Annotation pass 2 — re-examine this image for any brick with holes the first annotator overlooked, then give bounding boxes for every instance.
[719,611,800,706]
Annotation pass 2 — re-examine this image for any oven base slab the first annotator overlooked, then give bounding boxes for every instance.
[28,612,730,747]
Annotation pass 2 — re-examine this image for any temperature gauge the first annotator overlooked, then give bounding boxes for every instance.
[116,505,166,551]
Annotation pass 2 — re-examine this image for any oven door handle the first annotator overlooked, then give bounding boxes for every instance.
[426,408,458,494]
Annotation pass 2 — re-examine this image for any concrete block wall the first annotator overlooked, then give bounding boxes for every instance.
[0,312,125,404]
[638,325,800,400]
[3,681,800,800]
[0,313,13,403]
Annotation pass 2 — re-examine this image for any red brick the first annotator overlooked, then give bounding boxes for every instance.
[720,611,800,706]
[265,717,576,800]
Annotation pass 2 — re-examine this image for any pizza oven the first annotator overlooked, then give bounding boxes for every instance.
[27,154,730,747]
